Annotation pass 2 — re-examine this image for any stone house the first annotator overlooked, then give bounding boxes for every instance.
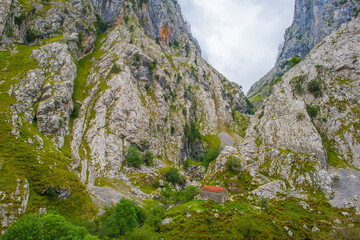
[200,185,228,204]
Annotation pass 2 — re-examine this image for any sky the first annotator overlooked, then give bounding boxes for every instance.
[177,0,295,94]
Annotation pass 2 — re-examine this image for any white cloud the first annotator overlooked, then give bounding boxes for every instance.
[178,0,295,93]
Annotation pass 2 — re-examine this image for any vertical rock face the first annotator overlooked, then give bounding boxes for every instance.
[248,0,357,101]
[278,0,355,63]
[237,17,360,204]
[92,0,201,51]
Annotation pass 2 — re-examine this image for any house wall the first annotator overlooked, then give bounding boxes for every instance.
[200,190,228,204]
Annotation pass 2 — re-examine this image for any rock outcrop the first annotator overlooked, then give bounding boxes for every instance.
[238,16,360,205]
[248,0,358,105]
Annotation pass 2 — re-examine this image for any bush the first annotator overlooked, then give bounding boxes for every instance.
[165,168,185,185]
[94,14,108,34]
[203,147,221,167]
[2,212,98,240]
[145,83,150,91]
[306,104,319,119]
[5,27,14,37]
[103,199,146,238]
[14,14,26,26]
[25,28,39,42]
[72,102,82,118]
[296,112,305,121]
[126,146,143,168]
[226,156,243,173]
[143,151,154,166]
[259,198,269,210]
[307,79,323,97]
[111,63,122,73]
[289,56,302,68]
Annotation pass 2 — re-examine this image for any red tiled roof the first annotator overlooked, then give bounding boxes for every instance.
[202,185,226,193]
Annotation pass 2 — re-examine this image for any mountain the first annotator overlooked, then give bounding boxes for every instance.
[0,0,249,232]
[247,0,358,106]
[2,0,360,238]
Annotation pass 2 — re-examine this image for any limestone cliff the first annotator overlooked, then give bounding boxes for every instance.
[207,16,360,209]
[248,0,358,105]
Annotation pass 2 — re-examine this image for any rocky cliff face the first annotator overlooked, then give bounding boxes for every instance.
[0,0,249,231]
[248,0,357,104]
[207,16,360,209]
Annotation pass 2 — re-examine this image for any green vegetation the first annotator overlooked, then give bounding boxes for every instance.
[71,102,82,118]
[125,146,143,168]
[165,168,185,185]
[100,199,146,238]
[296,112,305,121]
[161,184,199,205]
[245,98,255,115]
[202,134,221,167]
[2,212,99,240]
[111,63,122,73]
[226,156,243,173]
[94,14,109,34]
[306,104,319,119]
[289,56,302,68]
[25,28,39,42]
[308,80,323,97]
[143,151,154,166]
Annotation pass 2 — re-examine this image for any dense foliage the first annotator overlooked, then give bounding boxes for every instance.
[2,212,98,240]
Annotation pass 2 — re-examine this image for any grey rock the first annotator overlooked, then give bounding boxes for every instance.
[312,226,320,233]
[57,189,70,200]
[161,218,172,225]
[342,212,350,217]
[248,0,356,103]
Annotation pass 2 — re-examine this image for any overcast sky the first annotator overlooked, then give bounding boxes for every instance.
[177,0,295,93]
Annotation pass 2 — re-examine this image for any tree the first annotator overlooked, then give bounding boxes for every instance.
[126,146,143,168]
[165,168,185,185]
[104,199,146,238]
[226,156,243,173]
[2,212,98,240]
[143,151,154,166]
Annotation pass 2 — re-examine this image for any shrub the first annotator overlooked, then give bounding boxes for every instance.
[296,112,305,121]
[182,108,187,117]
[2,213,98,240]
[259,198,269,210]
[306,104,319,119]
[124,15,130,24]
[25,28,39,42]
[72,102,82,118]
[14,14,26,26]
[170,125,175,135]
[165,168,185,185]
[183,122,201,145]
[307,79,323,97]
[289,56,302,68]
[203,147,221,167]
[143,151,154,166]
[94,14,108,34]
[144,205,166,232]
[126,146,143,168]
[103,199,146,238]
[5,27,14,37]
[183,160,189,170]
[111,63,122,73]
[145,83,150,91]
[226,156,243,173]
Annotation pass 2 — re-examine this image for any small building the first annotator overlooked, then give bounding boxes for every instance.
[200,185,228,204]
